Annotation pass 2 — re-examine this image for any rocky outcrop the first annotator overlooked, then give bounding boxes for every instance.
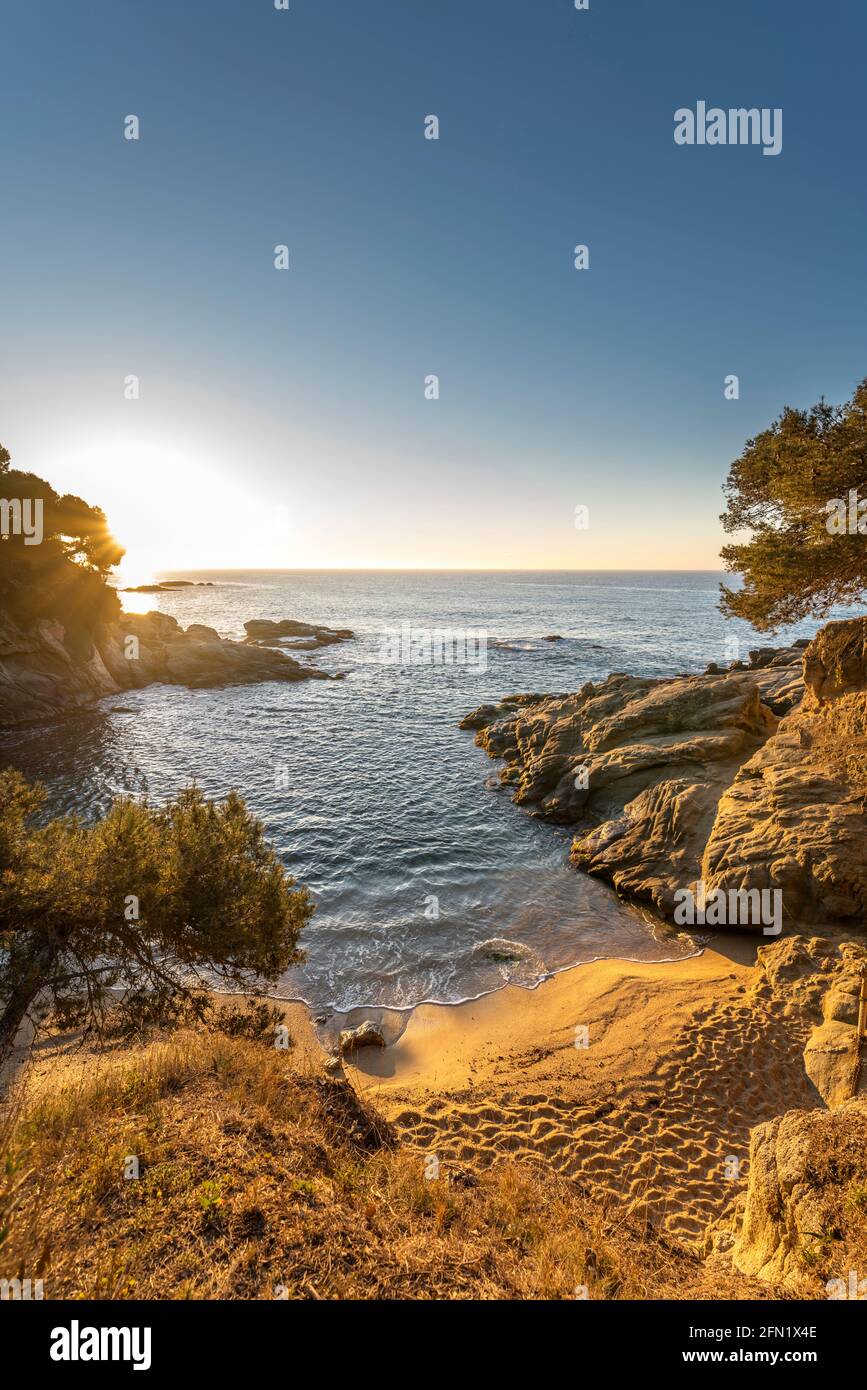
[0,610,346,727]
[730,1097,867,1290]
[700,935,867,1286]
[462,662,791,917]
[243,618,353,651]
[700,711,867,924]
[702,620,867,928]
[748,935,867,1107]
[803,618,867,702]
[122,580,215,593]
[461,625,867,931]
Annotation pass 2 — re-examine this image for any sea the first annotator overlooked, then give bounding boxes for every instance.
[0,570,838,1017]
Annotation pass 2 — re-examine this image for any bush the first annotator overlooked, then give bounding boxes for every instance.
[0,773,312,1068]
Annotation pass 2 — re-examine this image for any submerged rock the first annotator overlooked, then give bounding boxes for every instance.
[471,937,536,964]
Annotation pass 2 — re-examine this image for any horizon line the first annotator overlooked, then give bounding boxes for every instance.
[136,565,730,576]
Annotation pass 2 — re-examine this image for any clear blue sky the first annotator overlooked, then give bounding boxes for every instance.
[1,0,866,572]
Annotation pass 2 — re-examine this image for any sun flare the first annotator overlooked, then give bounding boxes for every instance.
[47,439,296,583]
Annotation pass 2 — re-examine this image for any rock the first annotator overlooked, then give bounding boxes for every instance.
[458,693,565,732]
[702,623,867,926]
[746,939,866,1103]
[110,613,336,692]
[803,617,867,702]
[799,954,867,1106]
[542,634,563,642]
[471,937,535,964]
[0,610,347,727]
[803,1020,860,1107]
[458,703,501,731]
[750,663,804,716]
[752,934,841,1013]
[0,615,119,725]
[461,625,867,931]
[748,646,778,669]
[243,619,353,650]
[323,1054,344,1075]
[122,580,212,592]
[572,776,732,914]
[731,1098,867,1290]
[338,1020,386,1055]
[464,668,779,915]
[822,970,863,1025]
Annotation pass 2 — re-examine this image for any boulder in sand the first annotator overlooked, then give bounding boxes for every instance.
[339,1021,387,1055]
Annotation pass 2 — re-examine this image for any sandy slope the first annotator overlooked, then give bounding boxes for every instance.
[338,936,821,1248]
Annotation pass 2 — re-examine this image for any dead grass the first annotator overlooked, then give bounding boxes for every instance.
[1,1029,777,1300]
[798,1101,867,1279]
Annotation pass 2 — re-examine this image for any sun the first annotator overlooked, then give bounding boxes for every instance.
[49,438,295,580]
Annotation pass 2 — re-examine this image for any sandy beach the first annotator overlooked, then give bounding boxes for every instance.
[317,935,822,1248]
[10,931,839,1266]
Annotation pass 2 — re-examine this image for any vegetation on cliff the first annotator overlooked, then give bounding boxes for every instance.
[0,443,123,645]
[0,772,312,1069]
[720,379,867,632]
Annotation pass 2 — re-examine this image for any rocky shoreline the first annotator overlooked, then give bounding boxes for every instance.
[0,610,354,727]
[462,619,867,932]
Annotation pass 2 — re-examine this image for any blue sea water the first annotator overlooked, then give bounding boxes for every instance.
[0,570,840,1012]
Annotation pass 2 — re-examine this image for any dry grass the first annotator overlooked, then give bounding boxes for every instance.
[797,1101,867,1280]
[1,1029,775,1300]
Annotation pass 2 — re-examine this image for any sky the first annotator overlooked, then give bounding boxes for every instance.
[1,0,866,578]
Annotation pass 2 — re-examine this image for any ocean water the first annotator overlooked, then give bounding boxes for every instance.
[0,570,836,1014]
